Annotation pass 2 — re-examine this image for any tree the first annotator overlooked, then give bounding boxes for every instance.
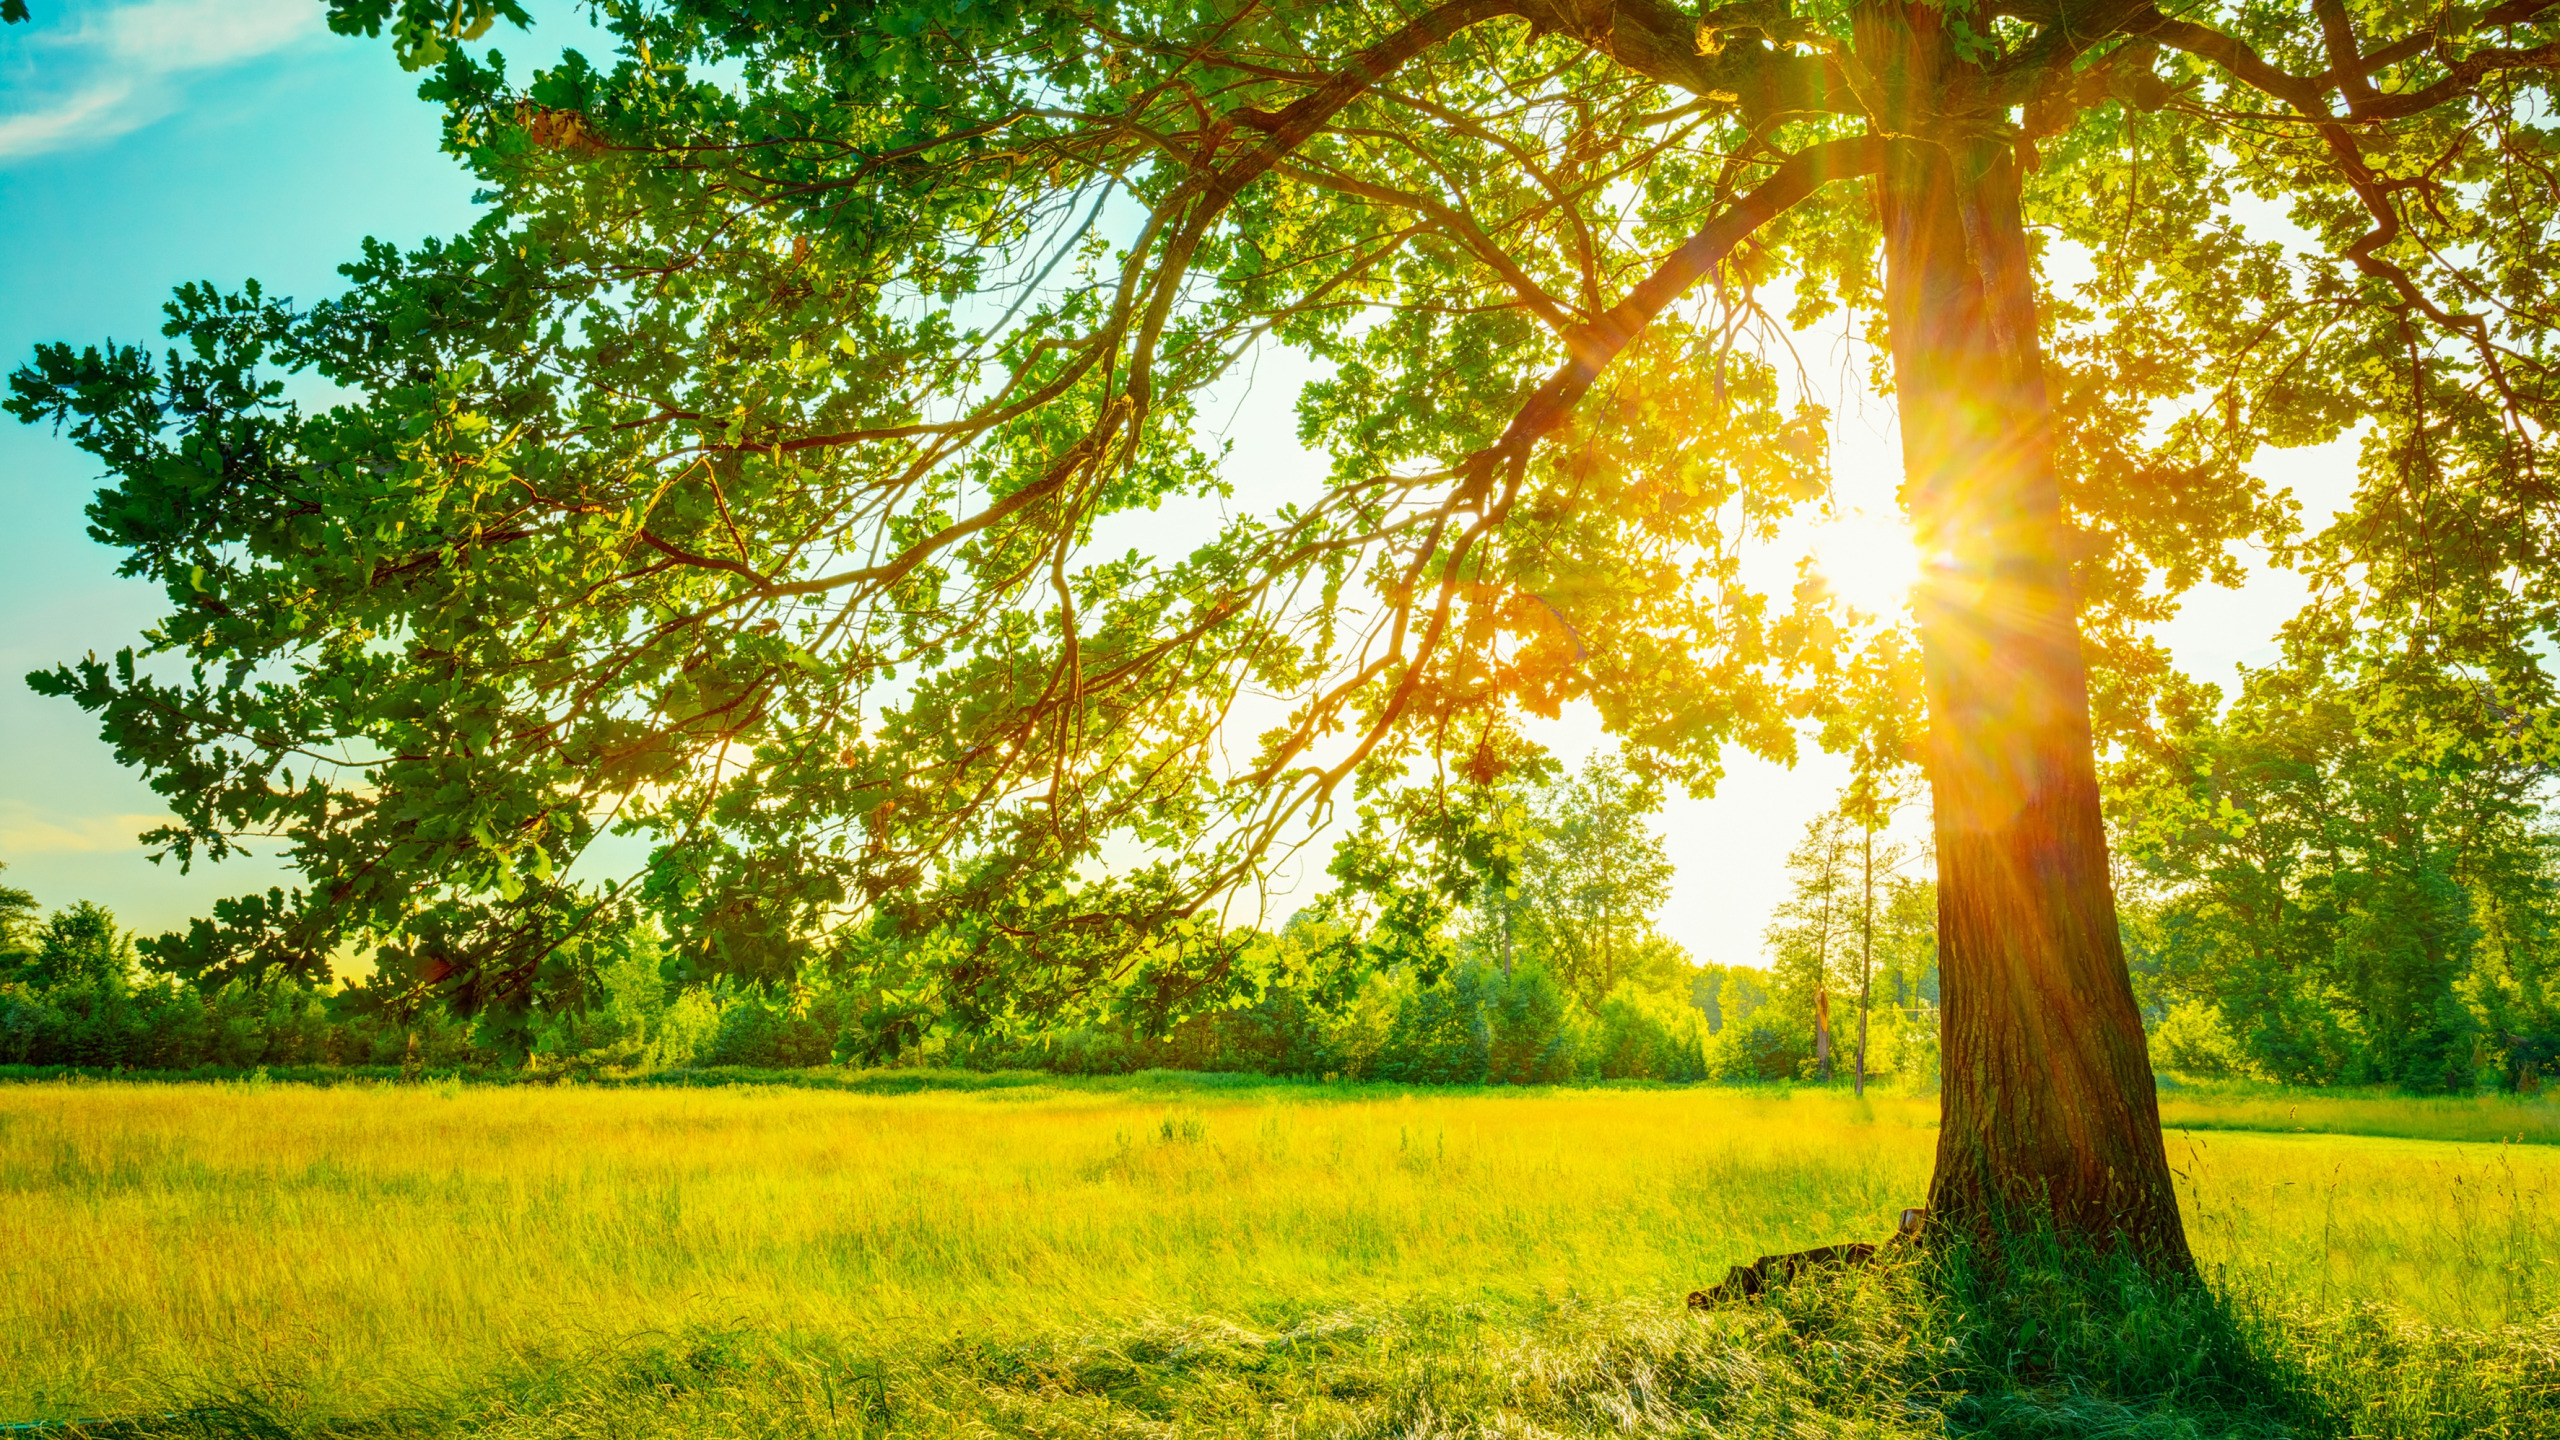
[1819,626,1927,1098]
[1343,748,1681,1003]
[0,864,37,966]
[1508,756,1681,1008]
[18,0,2560,1264]
[1762,793,1926,1091]
[1845,786,1922,1097]
[1766,809,1854,1078]
[1869,871,1942,1080]
[19,902,137,993]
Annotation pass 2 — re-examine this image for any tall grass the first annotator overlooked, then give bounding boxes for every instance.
[3,1078,2554,1434]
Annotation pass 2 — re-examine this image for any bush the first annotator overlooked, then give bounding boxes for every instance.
[1030,1026,1144,1076]
[1315,972,1399,1079]
[0,894,1844,1094]
[1704,1016,1808,1081]
[2151,999,2250,1079]
[1485,962,1577,1084]
[1206,986,1334,1076]
[1581,982,1708,1081]
[700,995,838,1068]
[1376,964,1492,1084]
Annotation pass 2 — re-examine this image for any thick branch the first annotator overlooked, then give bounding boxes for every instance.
[1493,136,1889,458]
[1988,0,2157,105]
[1507,0,1848,113]
[2135,1,2560,120]
[2315,0,2383,110]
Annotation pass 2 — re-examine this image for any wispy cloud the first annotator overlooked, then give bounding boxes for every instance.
[0,0,321,160]
[0,800,165,855]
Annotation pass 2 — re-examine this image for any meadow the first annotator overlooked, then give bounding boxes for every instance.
[4,1076,2557,1438]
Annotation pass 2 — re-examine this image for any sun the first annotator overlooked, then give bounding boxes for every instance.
[1806,508,1922,622]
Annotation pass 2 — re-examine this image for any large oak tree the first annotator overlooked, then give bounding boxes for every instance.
[16,0,2560,1265]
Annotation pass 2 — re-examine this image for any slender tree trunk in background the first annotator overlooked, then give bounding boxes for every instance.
[1812,859,1836,1083]
[1864,5,2193,1271]
[1856,826,1873,1098]
[1815,986,1832,1082]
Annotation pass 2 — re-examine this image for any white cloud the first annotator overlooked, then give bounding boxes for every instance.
[0,0,321,160]
[0,75,138,156]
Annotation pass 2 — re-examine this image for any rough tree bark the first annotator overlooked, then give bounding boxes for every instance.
[1864,7,2194,1271]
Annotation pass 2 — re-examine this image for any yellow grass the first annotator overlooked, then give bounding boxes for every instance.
[2,1078,2554,1422]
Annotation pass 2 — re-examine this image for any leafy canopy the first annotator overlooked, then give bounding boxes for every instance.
[11,0,2560,1025]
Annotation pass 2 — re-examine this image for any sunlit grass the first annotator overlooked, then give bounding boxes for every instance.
[2157,1078,2560,1145]
[2,1077,2554,1426]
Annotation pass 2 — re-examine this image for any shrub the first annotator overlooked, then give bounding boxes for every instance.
[2151,999,2251,1079]
[1704,1015,1808,1081]
[1376,964,1493,1084]
[1581,982,1708,1081]
[1485,962,1577,1084]
[1315,972,1400,1079]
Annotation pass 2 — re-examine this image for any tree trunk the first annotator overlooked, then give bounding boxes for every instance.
[1866,7,2192,1271]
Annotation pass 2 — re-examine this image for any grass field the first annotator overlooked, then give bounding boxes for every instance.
[5,1075,2557,1437]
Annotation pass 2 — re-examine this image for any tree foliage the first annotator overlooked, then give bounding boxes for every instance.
[0,864,38,965]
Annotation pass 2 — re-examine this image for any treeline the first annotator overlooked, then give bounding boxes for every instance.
[0,758,1941,1086]
[0,911,1879,1085]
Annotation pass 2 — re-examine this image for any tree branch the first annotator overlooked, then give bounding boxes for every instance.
[1491,136,1889,461]
[1270,160,1576,329]
[2134,1,2560,121]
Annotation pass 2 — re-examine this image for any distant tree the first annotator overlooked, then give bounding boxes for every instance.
[1335,746,1685,1014]
[1839,771,1927,1094]
[1444,746,1556,984]
[1510,756,1681,1009]
[0,863,37,965]
[1329,738,1557,986]
[19,901,136,993]
[2112,648,2560,1091]
[1689,962,1777,1035]
[1840,872,1939,1082]
[1766,810,1856,1079]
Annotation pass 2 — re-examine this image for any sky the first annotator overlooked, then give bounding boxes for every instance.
[0,1,2359,967]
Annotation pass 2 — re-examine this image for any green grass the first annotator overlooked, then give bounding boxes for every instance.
[2156,1076,2560,1146]
[3,1077,2555,1437]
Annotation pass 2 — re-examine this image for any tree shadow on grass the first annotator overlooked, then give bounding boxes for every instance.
[1754,1226,2557,1439]
[1900,1229,2325,1438]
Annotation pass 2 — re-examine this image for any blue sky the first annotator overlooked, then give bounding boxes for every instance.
[0,2,2351,963]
